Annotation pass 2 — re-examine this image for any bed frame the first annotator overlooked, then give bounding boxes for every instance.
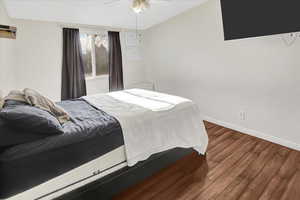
[4,148,206,200]
[55,148,206,200]
[4,146,127,200]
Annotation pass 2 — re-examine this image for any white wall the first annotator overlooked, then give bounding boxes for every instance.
[0,0,16,95]
[10,19,145,101]
[12,20,62,101]
[143,0,300,149]
[2,0,300,149]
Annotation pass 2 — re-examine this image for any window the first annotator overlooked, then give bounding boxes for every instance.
[80,32,109,79]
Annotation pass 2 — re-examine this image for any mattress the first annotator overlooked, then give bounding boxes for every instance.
[7,146,127,200]
[0,99,124,199]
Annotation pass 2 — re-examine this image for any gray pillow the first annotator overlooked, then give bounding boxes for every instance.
[0,118,52,151]
[0,100,64,134]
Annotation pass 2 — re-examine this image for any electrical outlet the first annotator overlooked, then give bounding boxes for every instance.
[239,111,246,121]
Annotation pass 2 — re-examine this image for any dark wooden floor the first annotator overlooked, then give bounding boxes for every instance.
[114,121,300,200]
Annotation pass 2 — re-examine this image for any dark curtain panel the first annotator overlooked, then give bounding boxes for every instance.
[108,31,124,92]
[61,28,87,100]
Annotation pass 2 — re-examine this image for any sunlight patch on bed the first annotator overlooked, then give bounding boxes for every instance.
[108,89,190,111]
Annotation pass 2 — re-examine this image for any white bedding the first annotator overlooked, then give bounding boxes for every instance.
[83,89,208,166]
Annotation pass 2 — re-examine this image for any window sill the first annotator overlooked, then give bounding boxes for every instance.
[85,74,109,81]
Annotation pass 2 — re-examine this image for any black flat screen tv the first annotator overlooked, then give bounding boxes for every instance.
[220,0,300,40]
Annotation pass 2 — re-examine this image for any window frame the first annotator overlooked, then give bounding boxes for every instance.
[79,29,109,80]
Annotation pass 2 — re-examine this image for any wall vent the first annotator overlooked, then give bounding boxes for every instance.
[0,25,16,39]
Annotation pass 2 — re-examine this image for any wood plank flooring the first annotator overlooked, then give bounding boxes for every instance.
[114,121,300,200]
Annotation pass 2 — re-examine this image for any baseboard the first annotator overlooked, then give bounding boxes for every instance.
[203,116,300,152]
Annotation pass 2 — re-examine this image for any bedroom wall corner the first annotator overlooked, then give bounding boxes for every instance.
[142,0,300,150]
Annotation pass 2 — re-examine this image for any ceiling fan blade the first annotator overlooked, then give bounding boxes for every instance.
[150,0,200,3]
[104,0,121,5]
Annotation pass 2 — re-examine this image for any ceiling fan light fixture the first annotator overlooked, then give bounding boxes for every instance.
[132,0,150,14]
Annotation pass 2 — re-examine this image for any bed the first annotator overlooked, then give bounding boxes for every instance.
[0,89,208,200]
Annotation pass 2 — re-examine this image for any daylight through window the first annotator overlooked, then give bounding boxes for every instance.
[80,32,109,79]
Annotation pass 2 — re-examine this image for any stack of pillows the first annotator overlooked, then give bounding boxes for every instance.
[0,89,70,151]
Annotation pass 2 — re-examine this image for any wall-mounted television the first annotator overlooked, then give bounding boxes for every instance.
[220,0,300,40]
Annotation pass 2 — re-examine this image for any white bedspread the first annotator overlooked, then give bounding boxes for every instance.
[83,89,208,166]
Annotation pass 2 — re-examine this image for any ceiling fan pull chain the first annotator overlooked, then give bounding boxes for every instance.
[136,14,138,39]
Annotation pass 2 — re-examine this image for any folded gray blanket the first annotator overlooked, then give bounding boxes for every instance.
[1,89,70,124]
[0,90,4,108]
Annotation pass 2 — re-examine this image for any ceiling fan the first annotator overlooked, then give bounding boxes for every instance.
[105,0,196,14]
[131,0,150,13]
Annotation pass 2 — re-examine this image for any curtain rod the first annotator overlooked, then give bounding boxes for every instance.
[58,24,125,32]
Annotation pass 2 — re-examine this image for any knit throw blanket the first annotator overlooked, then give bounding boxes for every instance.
[1,89,70,124]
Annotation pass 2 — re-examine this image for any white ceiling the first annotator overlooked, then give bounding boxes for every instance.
[3,0,208,30]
